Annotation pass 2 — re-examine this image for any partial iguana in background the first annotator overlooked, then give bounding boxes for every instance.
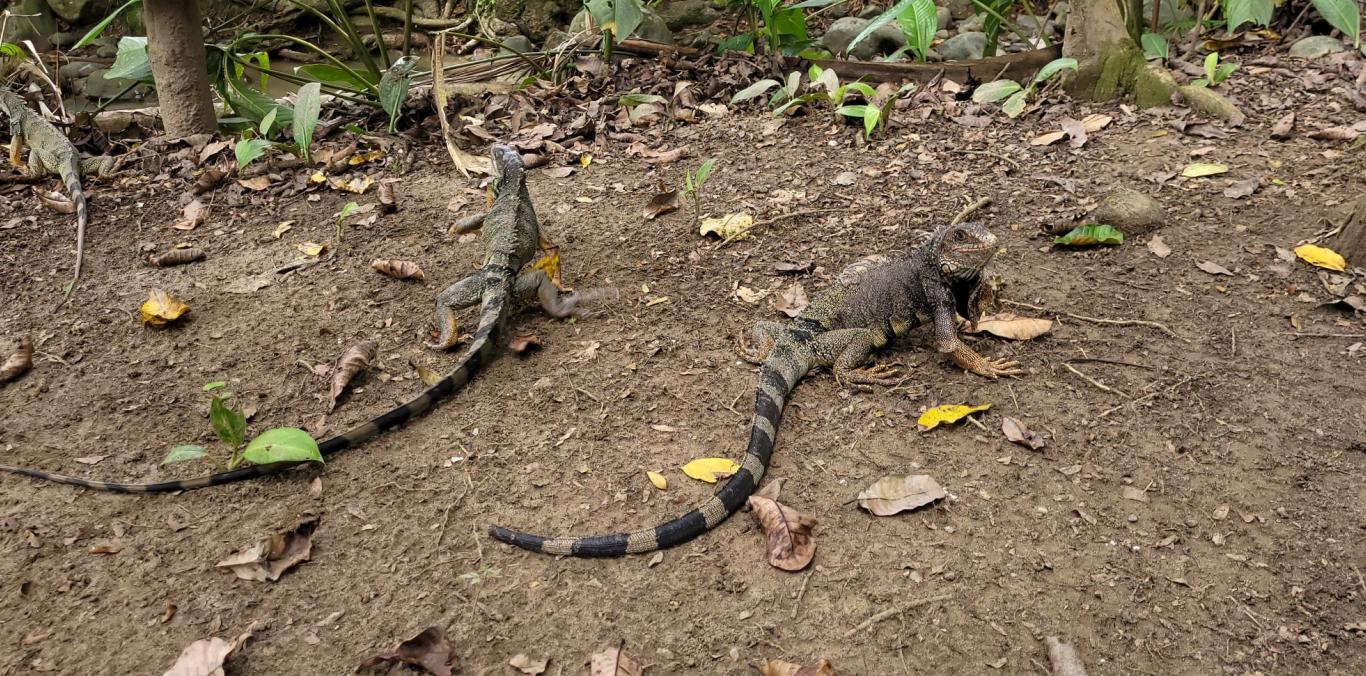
[490,221,1022,556]
[0,143,603,492]
[0,89,112,292]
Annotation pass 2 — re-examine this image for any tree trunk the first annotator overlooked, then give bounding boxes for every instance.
[144,0,216,137]
[1329,196,1366,269]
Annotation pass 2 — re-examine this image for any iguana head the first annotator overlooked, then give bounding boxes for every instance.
[930,221,999,279]
[488,143,525,197]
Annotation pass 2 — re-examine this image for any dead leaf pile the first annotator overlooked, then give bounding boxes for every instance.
[747,494,816,571]
[357,626,455,676]
[329,341,376,411]
[215,516,319,582]
[857,474,946,516]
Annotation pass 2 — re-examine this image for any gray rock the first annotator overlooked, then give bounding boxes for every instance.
[1016,15,1055,37]
[1288,35,1348,59]
[46,0,113,24]
[50,31,82,49]
[656,0,717,30]
[499,35,535,54]
[58,60,101,86]
[822,16,906,60]
[1052,1,1070,20]
[940,31,988,61]
[632,9,673,43]
[946,0,976,20]
[957,14,986,33]
[925,48,944,63]
[79,68,140,101]
[2,0,56,52]
[936,29,949,39]
[858,6,883,19]
[1093,187,1164,235]
[936,6,951,30]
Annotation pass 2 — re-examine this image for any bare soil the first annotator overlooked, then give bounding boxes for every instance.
[2,62,1365,675]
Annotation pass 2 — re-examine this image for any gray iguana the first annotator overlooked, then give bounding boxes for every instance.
[0,143,604,492]
[490,221,1021,556]
[0,89,112,292]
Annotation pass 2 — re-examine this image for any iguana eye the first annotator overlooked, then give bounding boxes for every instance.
[954,230,967,241]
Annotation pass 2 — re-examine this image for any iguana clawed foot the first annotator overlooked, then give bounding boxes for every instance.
[836,362,906,391]
[952,346,1023,379]
[735,334,773,365]
[425,306,463,351]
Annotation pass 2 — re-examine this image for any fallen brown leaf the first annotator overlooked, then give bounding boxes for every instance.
[73,455,107,465]
[377,181,398,214]
[1308,126,1360,141]
[756,658,837,676]
[508,653,549,675]
[329,341,377,411]
[370,259,426,281]
[775,283,809,318]
[356,626,455,676]
[1270,112,1295,140]
[642,190,680,220]
[1059,117,1088,148]
[1121,486,1149,503]
[164,621,258,676]
[0,335,34,384]
[238,175,272,191]
[857,474,946,516]
[34,187,75,214]
[966,313,1052,340]
[172,198,207,230]
[754,477,785,502]
[1195,260,1233,276]
[192,168,228,194]
[747,494,816,571]
[215,516,319,582]
[508,333,543,355]
[148,247,206,267]
[1001,417,1046,450]
[589,643,642,676]
[1222,177,1259,199]
[1030,130,1067,146]
[1147,235,1172,258]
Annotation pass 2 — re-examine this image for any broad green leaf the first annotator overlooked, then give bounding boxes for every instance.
[619,92,667,106]
[75,0,142,49]
[1053,223,1124,246]
[814,66,840,93]
[209,395,247,448]
[785,71,802,96]
[106,36,151,83]
[896,0,938,63]
[1311,0,1361,47]
[295,63,376,88]
[791,0,844,7]
[1001,90,1028,118]
[836,104,870,118]
[863,106,881,137]
[242,427,323,465]
[234,138,272,169]
[1032,57,1079,85]
[379,57,416,134]
[1203,52,1219,81]
[224,75,293,127]
[0,43,23,59]
[1140,32,1170,59]
[615,0,644,39]
[716,33,754,54]
[731,79,780,103]
[845,81,878,99]
[339,201,360,221]
[846,0,913,55]
[696,158,716,187]
[972,79,1022,103]
[1224,0,1273,31]
[772,94,812,116]
[161,444,208,466]
[292,82,321,163]
[1181,162,1229,177]
[258,106,278,138]
[203,381,228,391]
[585,0,612,25]
[1213,62,1237,83]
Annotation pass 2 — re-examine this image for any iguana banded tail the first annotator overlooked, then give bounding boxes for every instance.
[0,89,108,292]
[490,221,1021,556]
[0,144,604,492]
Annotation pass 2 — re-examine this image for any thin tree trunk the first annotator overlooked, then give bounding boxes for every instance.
[144,0,216,137]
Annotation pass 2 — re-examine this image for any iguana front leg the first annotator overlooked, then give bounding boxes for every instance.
[932,304,1022,379]
[816,328,904,391]
[8,134,23,170]
[427,272,485,350]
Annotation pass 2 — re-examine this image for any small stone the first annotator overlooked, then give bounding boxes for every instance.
[80,68,143,101]
[940,31,988,61]
[1092,186,1164,235]
[498,35,534,54]
[1016,15,1055,37]
[1288,35,1348,59]
[822,16,907,60]
[957,14,986,32]
[936,5,951,30]
[944,571,958,581]
[1127,514,1138,523]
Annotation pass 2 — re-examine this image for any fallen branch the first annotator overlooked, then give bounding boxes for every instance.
[842,593,951,638]
[1063,363,1129,399]
[951,196,992,225]
[1098,375,1198,418]
[1004,300,1181,340]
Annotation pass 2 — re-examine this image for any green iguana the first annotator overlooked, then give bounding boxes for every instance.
[0,89,112,292]
[490,221,1022,556]
[0,143,604,492]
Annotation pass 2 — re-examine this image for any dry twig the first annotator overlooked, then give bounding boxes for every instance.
[842,593,952,638]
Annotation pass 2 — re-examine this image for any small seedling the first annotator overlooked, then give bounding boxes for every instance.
[681,158,716,224]
[836,82,915,138]
[460,564,502,586]
[972,56,1078,118]
[162,381,322,469]
[730,70,802,109]
[335,201,359,241]
[1191,52,1236,88]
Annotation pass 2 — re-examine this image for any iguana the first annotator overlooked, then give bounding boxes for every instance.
[0,89,112,293]
[0,143,600,492]
[490,221,1022,556]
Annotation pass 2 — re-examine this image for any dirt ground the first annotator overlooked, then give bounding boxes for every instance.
[2,58,1365,675]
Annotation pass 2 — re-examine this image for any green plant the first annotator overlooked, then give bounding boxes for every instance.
[971,56,1077,118]
[163,382,322,469]
[730,71,802,109]
[336,201,359,240]
[1221,0,1272,32]
[379,55,419,133]
[1192,52,1236,87]
[681,158,716,224]
[460,564,502,585]
[895,0,938,63]
[1140,32,1169,60]
[770,65,877,116]
[835,82,914,138]
[718,0,819,55]
[585,0,644,60]
[1310,0,1361,49]
[293,82,322,163]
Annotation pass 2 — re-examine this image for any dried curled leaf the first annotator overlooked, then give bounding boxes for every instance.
[756,658,837,676]
[747,494,816,571]
[857,474,946,516]
[917,404,990,430]
[329,341,377,411]
[1195,260,1233,276]
[642,190,680,220]
[1001,417,1046,450]
[147,247,206,267]
[370,259,426,280]
[215,517,319,582]
[508,333,543,354]
[33,187,75,214]
[1180,162,1228,178]
[138,288,190,327]
[775,283,809,318]
[378,181,398,214]
[590,643,643,676]
[508,654,548,674]
[681,457,740,483]
[164,622,259,676]
[356,626,455,676]
[0,335,34,384]
[171,199,207,230]
[966,313,1052,340]
[1294,244,1347,272]
[192,167,228,194]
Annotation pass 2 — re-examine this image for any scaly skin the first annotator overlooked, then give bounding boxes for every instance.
[490,221,1022,556]
[0,144,604,493]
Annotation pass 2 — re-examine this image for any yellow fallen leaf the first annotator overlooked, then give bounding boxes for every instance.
[1181,162,1228,178]
[308,170,326,185]
[681,457,740,484]
[329,175,374,194]
[1294,244,1347,272]
[296,242,326,257]
[138,289,190,327]
[699,213,753,241]
[917,404,990,430]
[531,250,559,282]
[579,153,592,167]
[646,471,667,490]
[272,220,294,239]
[348,149,386,165]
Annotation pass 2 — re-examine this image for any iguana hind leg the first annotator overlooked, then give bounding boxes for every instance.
[8,135,23,169]
[815,328,905,390]
[513,268,577,317]
[427,272,486,350]
[736,321,787,364]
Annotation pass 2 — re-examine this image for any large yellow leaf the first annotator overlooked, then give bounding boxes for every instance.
[917,404,990,430]
[1294,244,1347,272]
[138,289,190,327]
[680,457,739,483]
[1181,162,1228,178]
[699,213,752,241]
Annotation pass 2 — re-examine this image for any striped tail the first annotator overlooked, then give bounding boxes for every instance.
[489,340,809,556]
[0,269,516,493]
